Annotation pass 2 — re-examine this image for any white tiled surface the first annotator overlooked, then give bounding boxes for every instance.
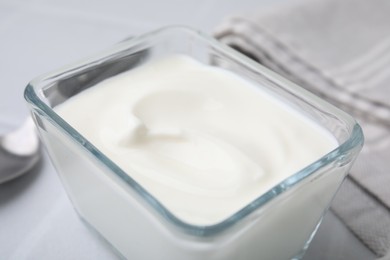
[0,0,374,259]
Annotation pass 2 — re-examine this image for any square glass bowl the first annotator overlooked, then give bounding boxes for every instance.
[24,26,363,260]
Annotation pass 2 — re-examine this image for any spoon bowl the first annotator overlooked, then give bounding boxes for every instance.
[0,117,40,184]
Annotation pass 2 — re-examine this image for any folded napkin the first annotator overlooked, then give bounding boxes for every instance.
[215,0,390,258]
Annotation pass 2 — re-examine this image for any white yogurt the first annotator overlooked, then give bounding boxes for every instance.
[55,55,337,226]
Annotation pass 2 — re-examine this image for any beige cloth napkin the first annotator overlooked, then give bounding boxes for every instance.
[215,0,390,258]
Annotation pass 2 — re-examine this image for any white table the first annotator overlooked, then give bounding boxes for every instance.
[0,0,375,259]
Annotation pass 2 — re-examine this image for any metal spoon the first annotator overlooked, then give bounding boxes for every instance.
[0,117,40,184]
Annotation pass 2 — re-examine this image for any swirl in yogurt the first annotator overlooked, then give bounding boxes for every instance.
[55,55,337,225]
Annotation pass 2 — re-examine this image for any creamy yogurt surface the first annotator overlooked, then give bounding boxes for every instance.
[55,55,337,225]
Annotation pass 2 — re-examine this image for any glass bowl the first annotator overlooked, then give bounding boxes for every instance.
[24,26,363,260]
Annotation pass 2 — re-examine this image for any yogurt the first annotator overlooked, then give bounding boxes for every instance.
[55,54,337,225]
